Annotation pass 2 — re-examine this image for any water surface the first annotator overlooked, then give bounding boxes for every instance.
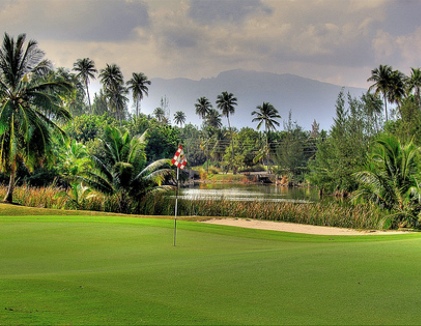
[178,183,319,203]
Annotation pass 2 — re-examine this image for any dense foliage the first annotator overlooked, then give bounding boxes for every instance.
[1,32,421,229]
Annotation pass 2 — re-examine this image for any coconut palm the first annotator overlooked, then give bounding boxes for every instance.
[407,67,421,108]
[153,107,166,123]
[204,108,222,129]
[99,63,128,121]
[367,64,393,121]
[251,102,281,167]
[353,135,421,228]
[126,72,151,117]
[73,58,97,113]
[252,102,281,140]
[81,126,172,213]
[387,70,406,115]
[173,111,186,127]
[0,33,73,203]
[195,96,212,119]
[216,91,237,171]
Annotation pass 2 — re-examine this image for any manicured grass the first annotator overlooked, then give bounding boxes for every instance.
[1,208,421,325]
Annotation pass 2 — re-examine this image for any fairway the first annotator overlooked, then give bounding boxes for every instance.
[1,215,421,325]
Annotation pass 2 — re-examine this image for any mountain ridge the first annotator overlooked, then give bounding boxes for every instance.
[141,69,367,131]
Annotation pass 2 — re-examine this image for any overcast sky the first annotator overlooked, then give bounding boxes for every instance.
[1,0,420,89]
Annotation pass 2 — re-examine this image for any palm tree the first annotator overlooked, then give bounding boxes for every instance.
[367,64,393,121]
[99,63,124,90]
[0,33,73,203]
[251,102,281,167]
[153,107,166,123]
[204,108,222,129]
[387,70,406,115]
[407,67,421,108]
[99,64,127,122]
[216,91,237,171]
[251,101,281,141]
[195,96,212,119]
[73,58,97,113]
[354,135,421,228]
[173,111,186,127]
[126,72,151,117]
[81,126,171,212]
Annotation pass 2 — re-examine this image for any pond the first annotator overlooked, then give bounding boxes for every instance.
[178,183,320,203]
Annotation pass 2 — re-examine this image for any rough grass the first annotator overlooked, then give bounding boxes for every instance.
[1,206,421,325]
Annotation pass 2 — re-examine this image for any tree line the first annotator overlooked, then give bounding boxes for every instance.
[1,32,421,228]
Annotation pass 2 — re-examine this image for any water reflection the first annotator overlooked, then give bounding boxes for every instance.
[178,184,319,203]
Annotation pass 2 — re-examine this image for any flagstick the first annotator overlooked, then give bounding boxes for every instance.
[174,166,180,247]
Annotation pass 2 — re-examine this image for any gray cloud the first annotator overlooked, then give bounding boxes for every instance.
[1,0,150,42]
[188,0,271,24]
[0,0,419,90]
[382,0,421,36]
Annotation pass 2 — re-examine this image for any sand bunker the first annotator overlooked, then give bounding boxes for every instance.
[203,218,411,236]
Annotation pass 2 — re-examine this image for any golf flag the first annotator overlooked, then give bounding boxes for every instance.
[171,145,187,169]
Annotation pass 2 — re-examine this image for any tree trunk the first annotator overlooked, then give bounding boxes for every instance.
[227,116,234,174]
[3,170,16,203]
[383,91,388,121]
[86,81,92,114]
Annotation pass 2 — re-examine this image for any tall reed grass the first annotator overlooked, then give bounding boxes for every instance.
[0,185,385,230]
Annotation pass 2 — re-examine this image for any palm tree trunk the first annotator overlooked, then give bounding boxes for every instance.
[3,168,16,203]
[227,116,234,173]
[85,81,92,114]
[383,91,388,121]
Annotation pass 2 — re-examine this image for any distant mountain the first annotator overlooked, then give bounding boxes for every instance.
[141,69,367,131]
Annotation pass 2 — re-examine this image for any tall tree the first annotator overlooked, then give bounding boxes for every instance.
[153,107,166,123]
[0,33,73,202]
[195,96,212,119]
[251,101,281,144]
[251,102,281,168]
[354,135,421,228]
[407,67,421,108]
[367,64,393,121]
[173,111,186,127]
[73,58,97,113]
[126,72,151,117]
[216,91,237,172]
[204,108,222,129]
[99,64,127,122]
[387,69,406,115]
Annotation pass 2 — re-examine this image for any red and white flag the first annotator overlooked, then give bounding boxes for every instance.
[171,145,187,169]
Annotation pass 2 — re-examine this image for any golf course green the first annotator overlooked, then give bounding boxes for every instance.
[1,210,421,325]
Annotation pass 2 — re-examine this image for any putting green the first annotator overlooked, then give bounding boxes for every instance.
[1,215,420,325]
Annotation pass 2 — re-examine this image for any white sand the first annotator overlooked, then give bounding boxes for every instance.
[202,218,411,236]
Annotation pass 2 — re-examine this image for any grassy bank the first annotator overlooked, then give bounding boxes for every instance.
[0,185,388,230]
[1,209,420,325]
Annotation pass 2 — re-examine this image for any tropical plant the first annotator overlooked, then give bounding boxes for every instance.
[251,101,281,164]
[367,64,394,121]
[126,72,150,117]
[81,125,172,213]
[353,134,421,228]
[73,58,97,113]
[216,91,237,172]
[252,102,281,134]
[153,107,166,123]
[387,70,406,115]
[0,33,73,203]
[204,108,222,129]
[173,111,186,127]
[195,96,212,119]
[99,63,128,122]
[407,67,421,108]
